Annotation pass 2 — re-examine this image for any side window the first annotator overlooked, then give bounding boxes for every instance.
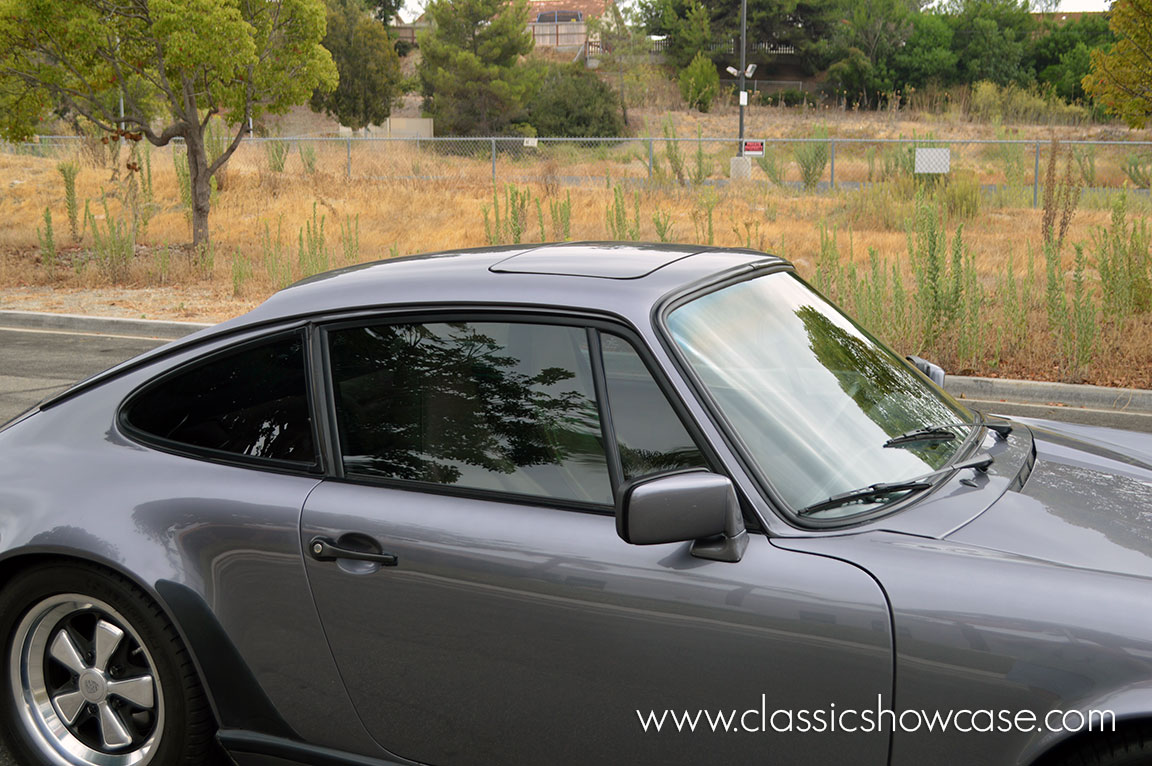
[601,333,707,480]
[328,321,612,505]
[125,333,317,465]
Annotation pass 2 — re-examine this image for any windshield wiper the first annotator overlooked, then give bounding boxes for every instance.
[883,420,1011,448]
[797,453,994,517]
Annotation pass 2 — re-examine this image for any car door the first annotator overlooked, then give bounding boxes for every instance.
[300,315,893,766]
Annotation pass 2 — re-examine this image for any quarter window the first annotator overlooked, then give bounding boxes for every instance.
[125,333,316,465]
[601,333,707,480]
[328,321,612,505]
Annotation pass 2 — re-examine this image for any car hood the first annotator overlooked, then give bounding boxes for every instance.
[947,417,1152,580]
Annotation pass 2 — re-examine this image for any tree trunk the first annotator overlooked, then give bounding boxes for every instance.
[185,131,213,249]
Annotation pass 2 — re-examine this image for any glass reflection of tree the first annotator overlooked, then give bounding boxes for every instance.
[619,446,706,480]
[795,305,960,461]
[334,323,599,484]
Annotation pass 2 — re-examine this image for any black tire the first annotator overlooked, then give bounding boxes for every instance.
[1055,725,1152,766]
[0,561,220,766]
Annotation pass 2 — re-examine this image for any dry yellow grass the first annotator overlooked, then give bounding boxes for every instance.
[1,117,1151,388]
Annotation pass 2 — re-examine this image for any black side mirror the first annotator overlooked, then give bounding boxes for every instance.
[907,355,946,387]
[616,470,749,563]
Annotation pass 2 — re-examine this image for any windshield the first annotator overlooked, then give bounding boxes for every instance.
[666,272,974,515]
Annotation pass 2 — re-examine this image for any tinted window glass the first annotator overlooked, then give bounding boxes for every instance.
[127,334,316,464]
[329,322,612,504]
[601,333,707,480]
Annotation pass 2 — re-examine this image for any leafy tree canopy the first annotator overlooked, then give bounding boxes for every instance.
[0,0,337,247]
[1085,0,1152,127]
[368,0,403,23]
[891,12,958,89]
[947,0,1035,86]
[1030,13,1112,101]
[828,0,916,103]
[524,63,623,137]
[312,0,402,130]
[418,0,536,135]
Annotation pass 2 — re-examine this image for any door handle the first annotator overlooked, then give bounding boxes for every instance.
[308,536,398,567]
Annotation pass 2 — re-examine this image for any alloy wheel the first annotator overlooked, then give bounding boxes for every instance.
[8,593,164,766]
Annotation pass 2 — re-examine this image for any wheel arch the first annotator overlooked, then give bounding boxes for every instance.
[0,549,298,742]
[1028,716,1152,765]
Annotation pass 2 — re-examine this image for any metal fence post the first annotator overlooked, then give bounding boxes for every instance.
[346,138,351,180]
[648,139,654,180]
[1033,141,1040,209]
[491,138,497,185]
[829,138,836,191]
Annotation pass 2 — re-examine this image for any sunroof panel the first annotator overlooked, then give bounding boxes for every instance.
[489,242,705,279]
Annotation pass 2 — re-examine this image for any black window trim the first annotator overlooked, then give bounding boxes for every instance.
[117,327,325,476]
[317,309,727,516]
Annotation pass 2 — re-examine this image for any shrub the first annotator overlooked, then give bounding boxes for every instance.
[755,148,784,185]
[759,87,817,107]
[483,185,533,245]
[937,171,982,220]
[56,162,80,241]
[968,80,1092,125]
[606,184,640,240]
[679,51,719,113]
[299,143,318,175]
[1094,193,1152,318]
[525,63,623,137]
[297,201,328,277]
[794,128,829,192]
[1122,153,1152,189]
[265,139,289,173]
[88,199,134,283]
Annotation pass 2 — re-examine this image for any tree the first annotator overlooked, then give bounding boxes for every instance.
[1084,0,1152,126]
[587,3,651,127]
[1030,12,1112,92]
[312,0,403,130]
[891,12,958,89]
[0,0,337,248]
[418,0,535,136]
[679,50,720,111]
[367,0,403,23]
[947,0,1034,86]
[524,63,623,137]
[669,0,714,70]
[705,0,847,75]
[828,0,915,104]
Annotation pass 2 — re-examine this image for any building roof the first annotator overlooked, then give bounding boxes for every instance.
[526,0,610,21]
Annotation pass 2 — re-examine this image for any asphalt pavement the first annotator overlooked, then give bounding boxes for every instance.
[0,326,169,424]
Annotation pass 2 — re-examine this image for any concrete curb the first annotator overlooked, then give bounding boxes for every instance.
[0,310,210,340]
[946,375,1152,413]
[2,310,1150,419]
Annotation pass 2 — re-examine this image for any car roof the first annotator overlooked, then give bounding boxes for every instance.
[41,242,786,408]
[232,241,782,328]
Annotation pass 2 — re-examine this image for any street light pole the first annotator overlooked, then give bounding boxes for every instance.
[738,0,746,156]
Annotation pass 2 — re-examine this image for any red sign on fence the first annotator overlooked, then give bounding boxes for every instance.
[743,140,765,157]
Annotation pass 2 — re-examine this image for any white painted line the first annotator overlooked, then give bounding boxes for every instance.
[0,326,171,342]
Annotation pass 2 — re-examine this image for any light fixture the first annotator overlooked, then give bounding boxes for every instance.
[745,63,757,77]
[725,66,739,77]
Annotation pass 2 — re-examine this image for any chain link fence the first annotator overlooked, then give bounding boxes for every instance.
[6,134,1152,206]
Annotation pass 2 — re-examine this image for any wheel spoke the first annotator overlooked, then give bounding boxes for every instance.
[96,701,132,750]
[51,690,86,725]
[92,620,124,672]
[107,675,154,709]
[48,631,87,674]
